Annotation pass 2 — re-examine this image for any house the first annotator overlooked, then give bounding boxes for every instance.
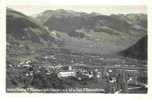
[57,71,76,78]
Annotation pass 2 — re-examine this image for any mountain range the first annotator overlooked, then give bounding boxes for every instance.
[7,8,147,61]
[36,9,147,54]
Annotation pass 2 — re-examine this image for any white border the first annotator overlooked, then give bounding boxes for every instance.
[1,0,152,100]
[6,0,148,5]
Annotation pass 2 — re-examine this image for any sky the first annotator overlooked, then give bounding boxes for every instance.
[7,0,147,16]
[7,5,146,16]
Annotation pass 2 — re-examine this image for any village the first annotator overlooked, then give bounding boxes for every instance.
[7,48,147,93]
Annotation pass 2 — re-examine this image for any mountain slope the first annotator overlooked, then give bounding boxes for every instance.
[7,8,55,44]
[120,35,147,60]
[6,8,58,63]
[36,9,147,54]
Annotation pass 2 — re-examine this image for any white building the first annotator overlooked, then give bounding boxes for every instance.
[57,71,76,78]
